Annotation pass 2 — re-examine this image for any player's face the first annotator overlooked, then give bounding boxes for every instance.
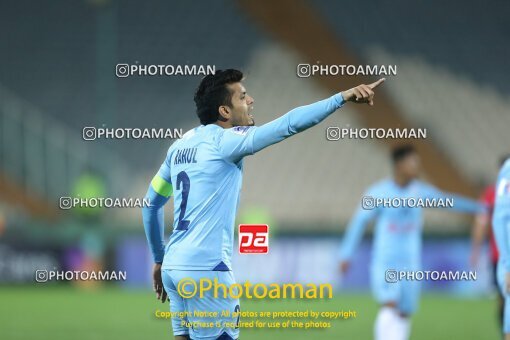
[226,82,255,126]
[399,153,421,180]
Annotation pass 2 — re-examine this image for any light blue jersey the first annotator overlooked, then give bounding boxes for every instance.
[143,93,344,270]
[144,93,344,339]
[339,178,484,267]
[339,178,483,314]
[492,159,510,333]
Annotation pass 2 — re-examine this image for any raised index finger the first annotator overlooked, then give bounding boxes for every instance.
[368,78,386,89]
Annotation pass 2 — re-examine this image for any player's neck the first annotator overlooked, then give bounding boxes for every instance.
[393,174,412,188]
[214,121,232,129]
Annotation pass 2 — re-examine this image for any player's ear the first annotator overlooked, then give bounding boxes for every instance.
[217,105,230,122]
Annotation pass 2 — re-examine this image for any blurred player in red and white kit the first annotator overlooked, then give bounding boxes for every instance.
[471,155,510,329]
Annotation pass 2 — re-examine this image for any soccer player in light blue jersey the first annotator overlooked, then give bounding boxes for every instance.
[142,69,385,340]
[493,156,510,339]
[338,145,485,340]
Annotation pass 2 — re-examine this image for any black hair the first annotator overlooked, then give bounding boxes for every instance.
[193,69,244,125]
[391,144,416,164]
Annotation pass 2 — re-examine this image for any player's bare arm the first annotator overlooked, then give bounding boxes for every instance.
[470,212,489,267]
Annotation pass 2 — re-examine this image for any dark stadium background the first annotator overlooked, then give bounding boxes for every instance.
[0,0,508,339]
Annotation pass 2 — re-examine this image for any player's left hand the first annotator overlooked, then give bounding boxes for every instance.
[339,260,351,274]
[469,247,480,268]
[153,263,168,303]
[341,78,385,106]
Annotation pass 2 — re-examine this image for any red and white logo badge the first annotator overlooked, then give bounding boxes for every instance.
[239,224,269,254]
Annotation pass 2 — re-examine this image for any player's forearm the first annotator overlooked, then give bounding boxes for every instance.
[252,93,344,153]
[285,93,345,133]
[447,194,486,214]
[471,213,488,246]
[338,212,369,261]
[142,186,169,263]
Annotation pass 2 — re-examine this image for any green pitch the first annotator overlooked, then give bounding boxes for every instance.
[0,285,500,339]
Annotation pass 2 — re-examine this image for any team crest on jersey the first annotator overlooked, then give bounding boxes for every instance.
[231,126,251,135]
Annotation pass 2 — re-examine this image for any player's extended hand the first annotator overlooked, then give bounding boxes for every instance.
[339,260,351,274]
[341,78,385,106]
[153,263,168,303]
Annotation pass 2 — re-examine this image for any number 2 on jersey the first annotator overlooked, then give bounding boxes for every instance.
[175,171,190,231]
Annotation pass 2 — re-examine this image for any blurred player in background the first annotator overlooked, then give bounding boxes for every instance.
[338,145,484,340]
[143,69,385,340]
[492,155,510,340]
[470,155,510,331]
